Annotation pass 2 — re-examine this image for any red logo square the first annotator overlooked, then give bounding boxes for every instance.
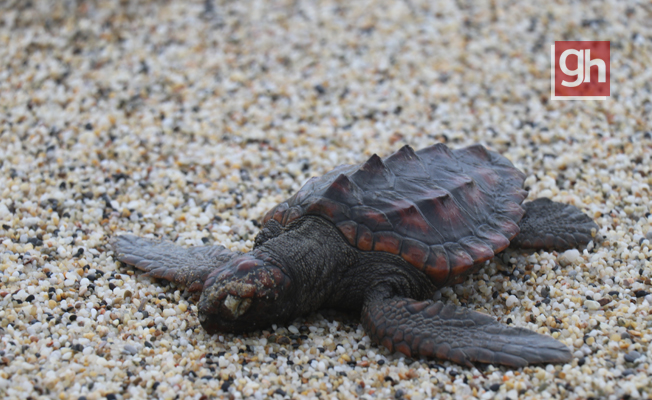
[551,41,610,100]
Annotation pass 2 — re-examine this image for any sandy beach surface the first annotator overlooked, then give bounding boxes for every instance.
[1,1,651,399]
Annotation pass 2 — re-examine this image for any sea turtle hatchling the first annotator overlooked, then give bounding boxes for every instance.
[111,143,598,367]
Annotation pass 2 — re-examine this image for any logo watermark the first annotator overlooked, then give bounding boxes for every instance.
[551,41,610,100]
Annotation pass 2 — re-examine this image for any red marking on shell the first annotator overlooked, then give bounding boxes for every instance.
[336,221,358,246]
[410,187,450,202]
[490,234,511,251]
[356,224,373,251]
[445,243,475,279]
[394,180,448,206]
[282,206,303,225]
[449,179,489,216]
[291,177,318,203]
[385,145,429,178]
[323,174,362,205]
[444,175,482,207]
[476,225,511,252]
[417,193,474,239]
[502,201,526,220]
[495,217,520,239]
[361,154,387,173]
[459,236,495,264]
[475,167,499,187]
[351,206,393,231]
[394,203,432,237]
[373,232,402,254]
[304,197,349,222]
[451,174,474,187]
[395,342,411,357]
[350,154,394,190]
[423,245,450,283]
[400,239,429,269]
[262,209,274,225]
[272,203,288,224]
[505,188,529,203]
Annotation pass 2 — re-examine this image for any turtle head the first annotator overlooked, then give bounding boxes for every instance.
[197,253,293,333]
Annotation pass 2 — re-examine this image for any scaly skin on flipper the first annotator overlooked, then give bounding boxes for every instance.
[511,198,599,250]
[111,143,599,368]
[362,295,571,368]
[111,235,240,292]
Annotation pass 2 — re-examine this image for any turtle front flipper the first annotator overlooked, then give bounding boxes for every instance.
[362,295,571,368]
[511,198,598,251]
[111,235,240,292]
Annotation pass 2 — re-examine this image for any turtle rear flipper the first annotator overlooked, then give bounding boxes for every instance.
[111,235,239,292]
[511,198,599,251]
[362,295,571,368]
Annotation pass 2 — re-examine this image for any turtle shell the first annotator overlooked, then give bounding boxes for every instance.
[262,143,527,285]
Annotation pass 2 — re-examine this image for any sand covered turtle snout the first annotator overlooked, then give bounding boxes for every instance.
[198,253,294,333]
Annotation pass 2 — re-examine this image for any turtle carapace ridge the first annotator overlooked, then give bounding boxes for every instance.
[263,143,528,286]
